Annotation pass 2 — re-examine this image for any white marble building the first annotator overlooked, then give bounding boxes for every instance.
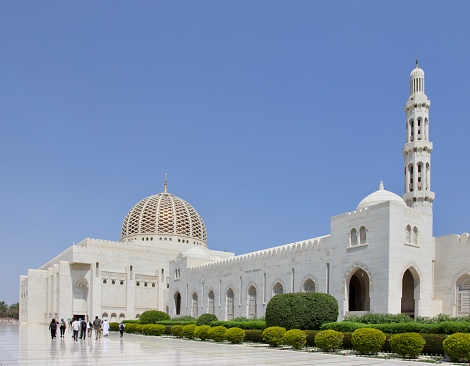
[20,63,470,324]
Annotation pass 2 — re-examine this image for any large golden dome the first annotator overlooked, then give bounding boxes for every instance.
[121,185,207,246]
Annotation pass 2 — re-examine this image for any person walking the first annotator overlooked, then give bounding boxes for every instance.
[102,319,110,337]
[48,319,57,339]
[59,318,66,337]
[79,318,87,339]
[71,318,80,341]
[87,320,93,337]
[93,316,102,340]
[119,321,125,337]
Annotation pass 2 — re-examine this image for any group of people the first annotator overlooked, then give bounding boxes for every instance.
[49,316,120,340]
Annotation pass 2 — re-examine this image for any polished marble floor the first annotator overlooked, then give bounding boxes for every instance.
[0,321,440,366]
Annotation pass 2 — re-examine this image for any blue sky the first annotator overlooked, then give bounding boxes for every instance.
[1,1,470,305]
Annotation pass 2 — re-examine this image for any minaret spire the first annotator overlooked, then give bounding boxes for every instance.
[402,61,435,212]
[164,173,168,193]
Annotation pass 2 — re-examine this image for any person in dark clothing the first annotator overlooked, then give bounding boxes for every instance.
[119,321,125,337]
[79,318,87,339]
[59,318,66,337]
[49,319,57,339]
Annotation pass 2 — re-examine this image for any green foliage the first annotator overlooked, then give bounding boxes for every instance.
[225,327,245,344]
[123,320,139,324]
[314,330,344,351]
[182,324,197,339]
[156,320,197,326]
[244,330,263,343]
[322,320,470,335]
[139,310,170,324]
[210,320,266,330]
[443,333,470,362]
[265,292,338,330]
[196,314,218,326]
[389,332,425,358]
[124,323,139,333]
[262,326,286,347]
[282,329,307,350]
[344,313,413,324]
[109,322,119,332]
[421,333,446,356]
[351,328,386,354]
[173,315,196,321]
[140,324,166,336]
[194,325,211,340]
[0,301,19,319]
[171,325,184,338]
[208,326,227,342]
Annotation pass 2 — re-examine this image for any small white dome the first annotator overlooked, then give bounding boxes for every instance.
[410,67,424,78]
[357,181,406,210]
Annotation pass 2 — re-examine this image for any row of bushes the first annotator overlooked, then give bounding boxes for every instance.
[322,320,470,335]
[345,312,470,325]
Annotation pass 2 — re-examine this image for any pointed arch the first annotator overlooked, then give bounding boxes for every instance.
[226,288,235,320]
[247,285,257,319]
[174,291,182,316]
[347,268,370,312]
[191,292,198,317]
[359,226,366,244]
[301,276,317,293]
[400,266,421,317]
[456,274,470,315]
[207,289,215,314]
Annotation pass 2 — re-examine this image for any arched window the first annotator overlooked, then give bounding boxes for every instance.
[119,313,125,321]
[417,163,423,190]
[408,164,414,192]
[135,314,140,319]
[359,226,366,244]
[303,278,315,293]
[191,292,198,318]
[413,226,418,244]
[273,282,284,295]
[426,163,430,190]
[207,290,215,314]
[406,225,412,243]
[102,312,108,321]
[457,276,470,315]
[417,118,422,140]
[350,229,357,246]
[226,288,234,320]
[410,119,414,141]
[247,286,257,319]
[174,292,181,316]
[111,313,117,322]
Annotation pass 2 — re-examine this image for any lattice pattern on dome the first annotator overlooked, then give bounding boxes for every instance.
[121,193,207,243]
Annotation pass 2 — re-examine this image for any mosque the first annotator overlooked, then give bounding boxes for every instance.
[20,63,470,324]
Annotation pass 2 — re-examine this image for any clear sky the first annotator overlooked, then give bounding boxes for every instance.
[1,1,470,305]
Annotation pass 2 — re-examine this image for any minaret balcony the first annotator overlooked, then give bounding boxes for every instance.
[403,191,435,202]
[403,140,433,155]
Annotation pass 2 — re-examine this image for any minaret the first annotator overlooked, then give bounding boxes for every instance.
[402,60,435,212]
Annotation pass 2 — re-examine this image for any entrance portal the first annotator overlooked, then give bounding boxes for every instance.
[348,268,370,311]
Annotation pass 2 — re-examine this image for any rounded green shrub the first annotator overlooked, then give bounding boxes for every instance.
[182,324,197,339]
[282,329,307,350]
[315,329,344,351]
[125,323,137,334]
[225,327,245,344]
[443,332,470,362]
[197,313,218,326]
[171,325,183,338]
[140,324,166,336]
[140,310,171,324]
[208,326,227,342]
[262,326,286,347]
[244,329,263,343]
[109,322,119,332]
[265,292,338,330]
[389,332,425,358]
[194,325,211,340]
[351,328,386,354]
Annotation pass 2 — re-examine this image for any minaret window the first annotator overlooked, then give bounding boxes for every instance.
[417,163,423,190]
[417,118,422,140]
[426,163,430,190]
[410,119,414,141]
[408,164,414,192]
[413,227,418,244]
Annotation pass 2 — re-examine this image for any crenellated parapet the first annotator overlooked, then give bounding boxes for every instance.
[188,235,329,274]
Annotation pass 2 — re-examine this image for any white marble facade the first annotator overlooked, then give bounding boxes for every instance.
[20,63,470,324]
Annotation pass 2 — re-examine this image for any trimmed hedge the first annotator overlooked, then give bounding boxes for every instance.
[244,329,263,343]
[208,326,227,342]
[266,292,338,330]
[443,333,470,362]
[140,324,166,336]
[344,313,413,324]
[140,310,170,324]
[171,325,183,338]
[321,320,470,335]
[194,325,211,340]
[262,326,286,347]
[155,320,197,326]
[352,328,386,354]
[314,330,344,351]
[182,324,197,339]
[197,314,218,326]
[225,327,245,344]
[282,329,307,350]
[109,322,119,332]
[210,320,266,330]
[389,332,425,358]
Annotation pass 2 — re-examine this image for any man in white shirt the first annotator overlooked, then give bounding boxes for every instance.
[71,318,80,341]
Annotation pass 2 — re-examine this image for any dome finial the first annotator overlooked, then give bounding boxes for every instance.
[416,58,419,68]
[164,173,168,193]
[379,181,384,190]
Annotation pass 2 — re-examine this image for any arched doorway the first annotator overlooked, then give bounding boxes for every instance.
[348,268,370,311]
[401,268,419,317]
[174,292,181,316]
[247,286,257,319]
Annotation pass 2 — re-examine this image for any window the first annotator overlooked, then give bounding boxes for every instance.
[208,290,215,314]
[111,280,115,285]
[273,282,284,295]
[406,225,412,243]
[303,279,315,293]
[359,226,366,244]
[191,292,198,318]
[247,286,257,319]
[103,279,107,284]
[413,226,418,244]
[350,229,357,246]
[226,288,235,320]
[458,277,470,315]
